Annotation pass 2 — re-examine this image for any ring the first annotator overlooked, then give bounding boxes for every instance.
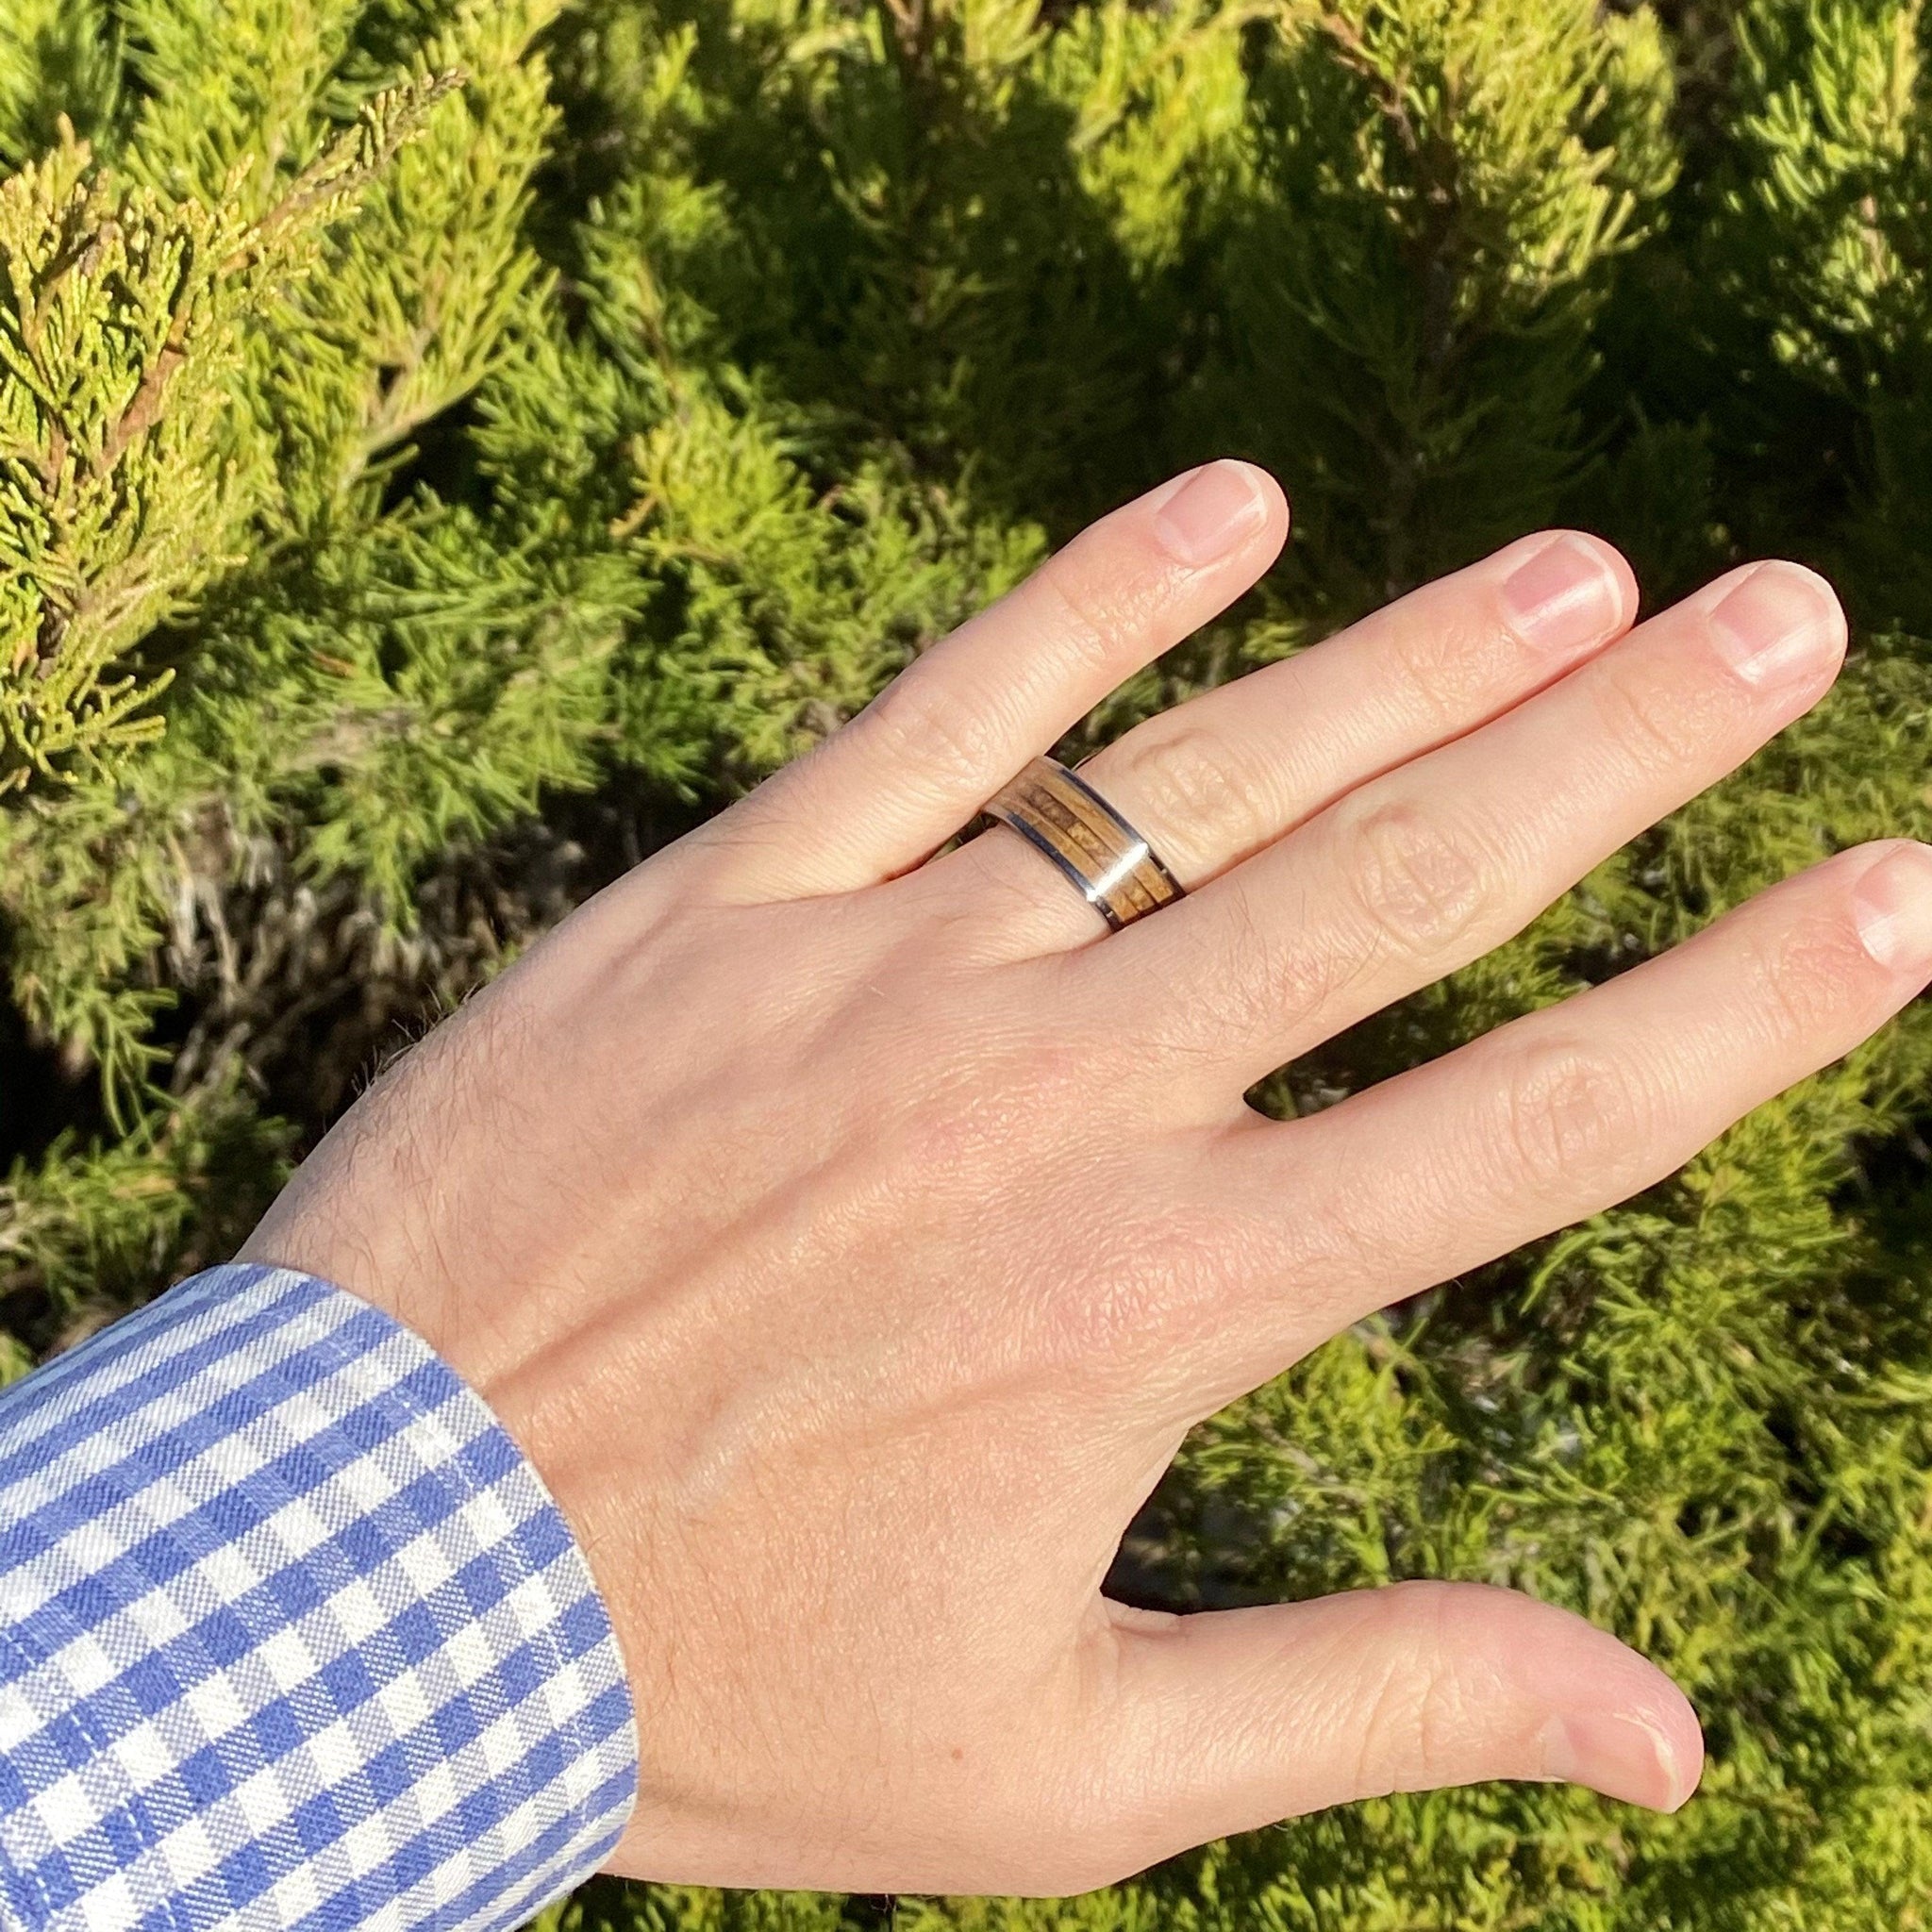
[981,755,1186,930]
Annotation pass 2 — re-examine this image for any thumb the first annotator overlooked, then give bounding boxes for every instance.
[1081,1580,1700,1869]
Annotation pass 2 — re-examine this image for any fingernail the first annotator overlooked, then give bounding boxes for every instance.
[1498,534,1625,650]
[1852,841,1932,972]
[1537,1711,1687,1811]
[1151,461,1269,566]
[1707,561,1847,687]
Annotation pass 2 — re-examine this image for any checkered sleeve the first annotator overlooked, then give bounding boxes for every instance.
[0,1261,639,1932]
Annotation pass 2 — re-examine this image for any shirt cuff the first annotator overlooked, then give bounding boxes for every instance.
[0,1261,639,1932]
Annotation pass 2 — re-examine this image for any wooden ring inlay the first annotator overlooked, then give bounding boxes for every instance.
[980,756,1186,930]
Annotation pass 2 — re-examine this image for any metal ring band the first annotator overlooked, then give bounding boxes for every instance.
[981,755,1185,930]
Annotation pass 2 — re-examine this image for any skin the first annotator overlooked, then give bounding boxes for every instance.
[241,460,1932,1897]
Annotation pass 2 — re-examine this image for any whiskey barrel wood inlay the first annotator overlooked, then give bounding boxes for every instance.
[981,756,1185,929]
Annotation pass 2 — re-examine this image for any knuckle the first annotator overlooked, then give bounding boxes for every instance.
[857,672,1005,793]
[1350,1583,1487,1797]
[1341,796,1489,961]
[1030,1196,1236,1376]
[1033,558,1131,675]
[1382,604,1509,733]
[1588,659,1724,774]
[1745,914,1877,1039]
[1033,1269,1168,1384]
[1494,1033,1652,1195]
[1104,724,1255,856]
[1029,530,1181,676]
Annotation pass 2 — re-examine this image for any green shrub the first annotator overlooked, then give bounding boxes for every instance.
[3,0,1931,1924]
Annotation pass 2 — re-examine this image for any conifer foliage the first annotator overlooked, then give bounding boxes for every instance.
[1,0,1930,1924]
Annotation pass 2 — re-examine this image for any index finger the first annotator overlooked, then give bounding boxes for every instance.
[691,462,1287,903]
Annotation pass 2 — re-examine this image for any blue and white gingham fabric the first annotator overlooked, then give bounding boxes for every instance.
[0,1262,638,1931]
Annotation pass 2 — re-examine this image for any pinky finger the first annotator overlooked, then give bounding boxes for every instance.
[1216,838,1932,1380]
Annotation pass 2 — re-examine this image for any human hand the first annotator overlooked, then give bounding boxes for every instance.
[241,461,1928,1895]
